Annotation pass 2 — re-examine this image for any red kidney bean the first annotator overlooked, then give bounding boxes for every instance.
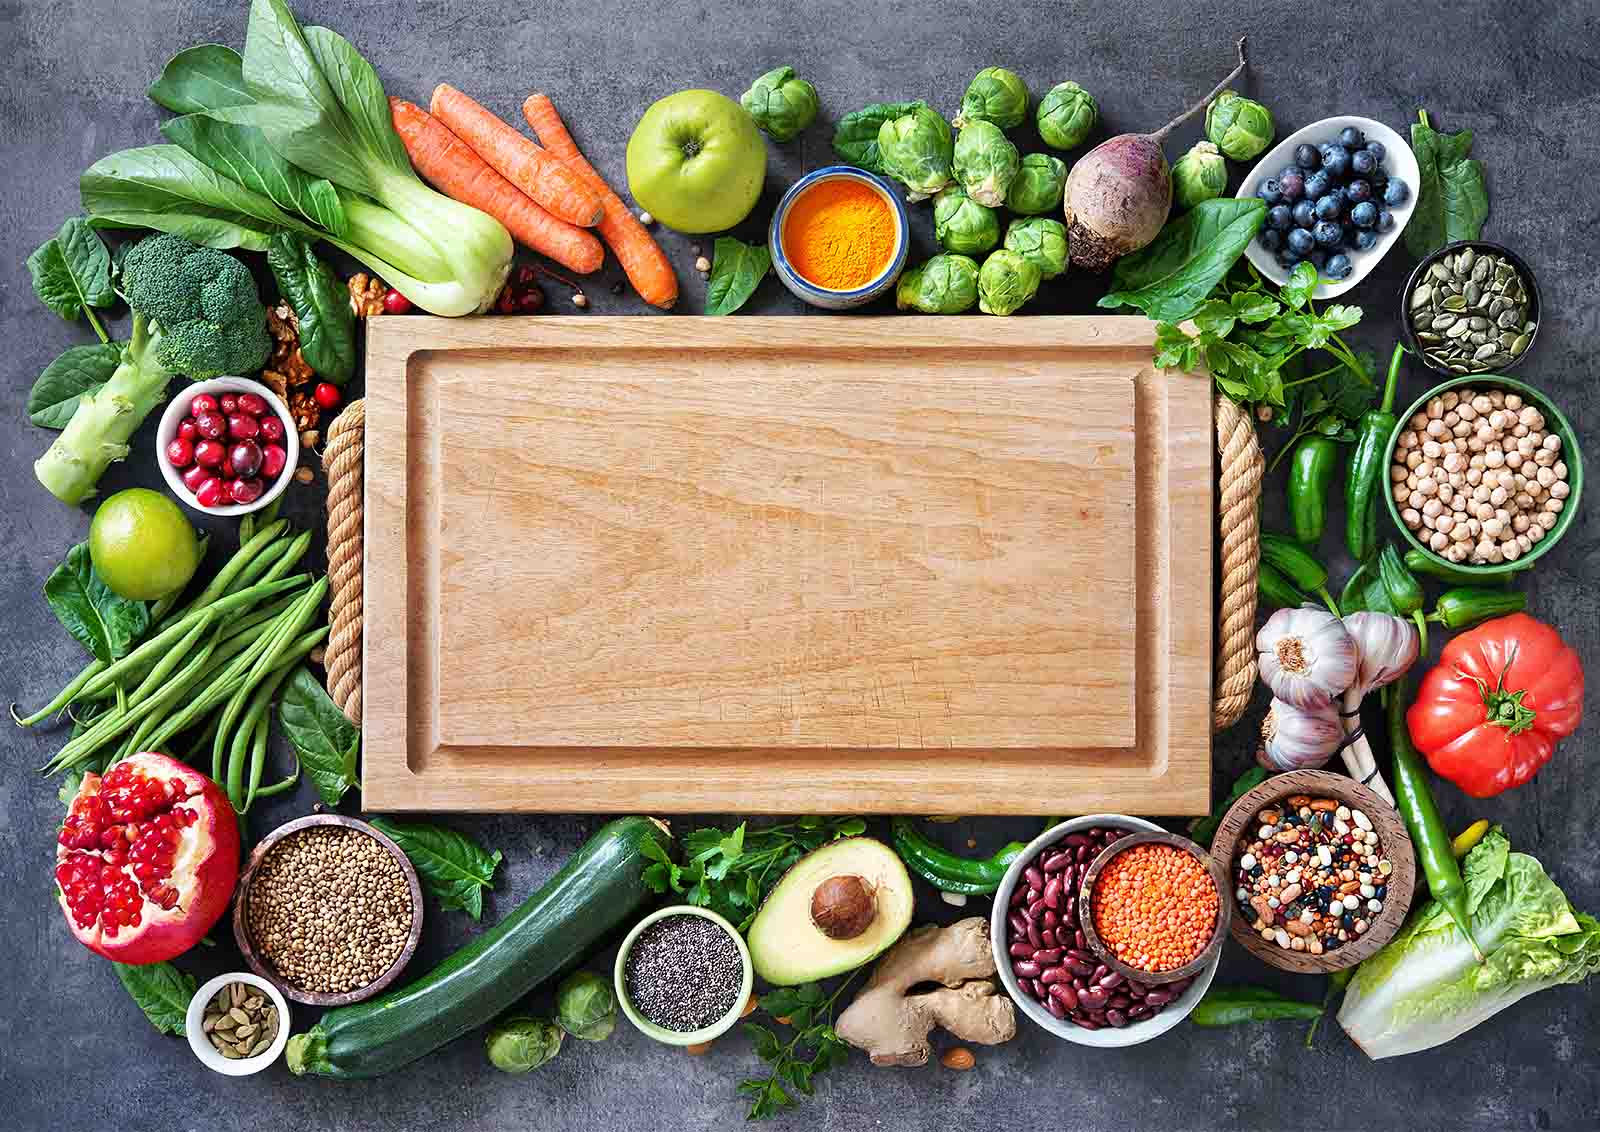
[1076,988,1109,1011]
[1128,1003,1152,1020]
[1010,885,1027,909]
[1069,1015,1102,1031]
[1086,1009,1108,1025]
[1092,964,1109,983]
[1064,833,1091,849]
[1032,948,1063,965]
[1009,942,1034,959]
[1042,909,1059,930]
[1168,977,1194,994]
[1042,851,1071,873]
[1106,1009,1129,1028]
[1039,966,1067,987]
[1061,894,1075,926]
[1040,928,1058,949]
[1071,975,1088,990]
[1046,996,1067,1020]
[1075,929,1088,950]
[1128,980,1150,996]
[1065,957,1096,978]
[1026,921,1043,950]
[1098,971,1124,990]
[1027,897,1048,920]
[1108,995,1132,1011]
[1076,842,1093,863]
[1043,876,1062,910]
[1143,990,1174,1007]
[1013,960,1041,980]
[1025,866,1045,891]
[1049,983,1079,1011]
[1008,911,1028,937]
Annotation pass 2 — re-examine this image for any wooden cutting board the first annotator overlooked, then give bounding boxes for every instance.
[362,316,1212,813]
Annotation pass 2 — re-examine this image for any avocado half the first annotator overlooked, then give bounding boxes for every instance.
[747,837,913,986]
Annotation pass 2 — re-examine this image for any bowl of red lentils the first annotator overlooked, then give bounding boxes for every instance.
[1208,769,1416,973]
[1079,831,1230,986]
[990,815,1224,1048]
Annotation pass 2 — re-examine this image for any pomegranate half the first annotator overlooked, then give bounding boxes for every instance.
[56,752,240,964]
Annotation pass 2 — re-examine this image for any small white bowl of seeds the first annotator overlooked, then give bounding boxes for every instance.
[187,972,291,1076]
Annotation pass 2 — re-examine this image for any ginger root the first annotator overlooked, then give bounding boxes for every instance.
[834,917,1016,1067]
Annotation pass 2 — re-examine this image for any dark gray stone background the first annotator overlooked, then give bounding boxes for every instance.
[2,1,1596,1129]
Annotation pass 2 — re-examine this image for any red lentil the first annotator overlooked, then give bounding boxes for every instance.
[1091,843,1217,972]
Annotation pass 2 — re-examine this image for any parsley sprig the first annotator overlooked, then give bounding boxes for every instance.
[738,977,859,1120]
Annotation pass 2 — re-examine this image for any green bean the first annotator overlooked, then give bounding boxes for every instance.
[231,665,296,812]
[213,581,327,783]
[125,612,215,711]
[253,530,313,589]
[13,662,104,727]
[253,768,300,800]
[145,614,297,761]
[172,520,289,619]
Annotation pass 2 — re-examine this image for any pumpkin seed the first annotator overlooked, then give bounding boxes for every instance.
[1411,285,1433,309]
[1473,342,1499,361]
[1458,247,1475,274]
[1431,313,1458,330]
[1418,332,1443,344]
[1441,294,1468,312]
[1448,364,1471,374]
[1463,281,1481,306]
[1447,320,1473,339]
[1511,333,1531,356]
[1429,263,1451,282]
[1472,257,1491,284]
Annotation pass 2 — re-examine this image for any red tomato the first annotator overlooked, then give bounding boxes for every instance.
[1407,613,1584,797]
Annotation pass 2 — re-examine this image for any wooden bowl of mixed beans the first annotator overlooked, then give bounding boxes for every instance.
[1208,769,1416,973]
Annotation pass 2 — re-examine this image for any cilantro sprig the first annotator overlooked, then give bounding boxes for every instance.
[738,977,859,1121]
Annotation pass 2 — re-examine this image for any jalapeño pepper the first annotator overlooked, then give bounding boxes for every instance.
[1259,561,1310,610]
[1260,533,1339,614]
[1192,985,1324,1027]
[890,818,1026,896]
[1404,548,1512,588]
[1378,543,1429,653]
[1287,435,1340,546]
[1345,343,1405,562]
[1427,587,1527,630]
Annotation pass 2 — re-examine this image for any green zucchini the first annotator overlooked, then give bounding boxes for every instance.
[286,816,669,1079]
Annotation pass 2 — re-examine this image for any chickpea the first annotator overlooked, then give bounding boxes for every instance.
[1472,395,1492,414]
[1425,419,1447,439]
[1410,412,1429,429]
[1466,517,1482,537]
[1529,523,1545,543]
[1517,406,1541,429]
[1406,450,1424,469]
[1401,507,1421,527]
[1516,434,1537,455]
[1543,433,1562,452]
[1429,531,1449,551]
[1484,449,1505,468]
[1489,390,1505,407]
[1435,514,1455,535]
[1391,465,1409,482]
[1549,497,1565,513]
[1489,486,1508,507]
[1423,497,1444,518]
[1400,430,1420,449]
[1536,511,1558,530]
[1554,461,1568,479]
[1536,466,1555,487]
[1393,483,1411,503]
[1422,439,1442,459]
[1512,423,1529,438]
[1445,542,1468,563]
[1474,500,1494,519]
[1451,523,1472,543]
[1426,398,1444,419]
[1473,484,1491,504]
[1452,421,1472,438]
[1408,490,1425,510]
[1482,517,1504,538]
[1516,533,1532,553]
[1505,393,1522,410]
[1474,539,1496,560]
[1505,451,1524,470]
[1443,391,1460,409]
[1551,480,1570,500]
[1439,483,1456,503]
[1534,447,1556,467]
[1502,539,1522,561]
[1512,513,1531,534]
[1457,402,1478,422]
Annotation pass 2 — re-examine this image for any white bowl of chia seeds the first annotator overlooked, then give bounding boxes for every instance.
[615,905,753,1046]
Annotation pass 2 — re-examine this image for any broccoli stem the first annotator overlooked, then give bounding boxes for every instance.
[34,314,175,505]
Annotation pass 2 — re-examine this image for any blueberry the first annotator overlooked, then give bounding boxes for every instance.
[1259,227,1284,251]
[1292,199,1317,228]
[1326,254,1353,279]
[1314,194,1343,221]
[1339,126,1366,148]
[1268,204,1294,230]
[1304,170,1332,199]
[1295,143,1322,169]
[1376,207,1397,233]
[1321,144,1351,178]
[1278,164,1306,182]
[1355,229,1379,251]
[1351,201,1378,228]
[1256,178,1285,205]
[1276,247,1303,270]
[1343,225,1362,248]
[1369,168,1389,191]
[1279,172,1306,201]
[1384,179,1411,206]
[1309,248,1329,269]
[1287,227,1316,255]
[1349,180,1376,205]
[1365,140,1387,163]
[1313,220,1343,247]
[1351,149,1377,176]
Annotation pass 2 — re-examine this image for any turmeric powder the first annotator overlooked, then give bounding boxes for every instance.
[782,178,896,290]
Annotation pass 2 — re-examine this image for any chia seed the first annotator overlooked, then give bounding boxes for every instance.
[624,914,743,1032]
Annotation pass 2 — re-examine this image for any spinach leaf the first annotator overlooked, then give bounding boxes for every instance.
[114,960,196,1036]
[44,543,151,664]
[27,217,116,331]
[1098,199,1267,322]
[267,233,356,381]
[705,237,771,316]
[276,665,360,805]
[81,144,296,252]
[148,44,256,115]
[833,100,924,172]
[27,343,123,429]
[161,115,346,235]
[369,818,502,920]
[1406,110,1488,258]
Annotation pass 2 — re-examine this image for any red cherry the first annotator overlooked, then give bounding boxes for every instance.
[195,477,228,508]
[260,444,288,481]
[313,383,341,410]
[227,413,260,440]
[383,290,413,314]
[190,394,218,416]
[177,419,199,442]
[218,393,239,415]
[229,478,264,505]
[194,411,227,440]
[180,464,211,494]
[165,438,194,468]
[194,439,226,468]
[237,392,268,416]
[258,415,285,443]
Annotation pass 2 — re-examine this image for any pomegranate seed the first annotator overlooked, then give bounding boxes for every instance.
[230,477,265,505]
[313,383,341,410]
[219,393,239,414]
[194,439,226,468]
[227,413,260,440]
[165,438,194,468]
[195,477,227,508]
[194,411,227,439]
[228,439,263,479]
[260,444,288,481]
[177,418,199,442]
[383,289,413,314]
[237,392,268,416]
[190,393,218,416]
[258,415,285,443]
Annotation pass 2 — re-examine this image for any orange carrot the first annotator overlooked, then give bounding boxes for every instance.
[522,93,678,310]
[429,84,604,228]
[390,99,604,275]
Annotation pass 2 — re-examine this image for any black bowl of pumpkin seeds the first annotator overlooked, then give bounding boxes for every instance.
[1402,241,1541,376]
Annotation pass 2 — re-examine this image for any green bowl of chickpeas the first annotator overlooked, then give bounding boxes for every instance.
[1384,375,1581,576]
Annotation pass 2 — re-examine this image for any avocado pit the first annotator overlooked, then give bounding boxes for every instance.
[810,874,877,940]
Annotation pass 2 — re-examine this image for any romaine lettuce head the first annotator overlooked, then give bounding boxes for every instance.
[1339,826,1600,1059]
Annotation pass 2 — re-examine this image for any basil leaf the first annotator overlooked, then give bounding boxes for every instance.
[833,100,925,172]
[1406,110,1489,258]
[1098,199,1267,323]
[267,233,356,381]
[369,818,502,921]
[44,543,151,664]
[27,343,123,429]
[28,217,115,324]
[161,115,346,235]
[114,961,196,1036]
[149,44,256,114]
[276,665,360,805]
[81,144,295,252]
[705,237,770,316]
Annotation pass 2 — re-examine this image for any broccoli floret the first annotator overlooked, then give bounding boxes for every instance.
[121,233,271,378]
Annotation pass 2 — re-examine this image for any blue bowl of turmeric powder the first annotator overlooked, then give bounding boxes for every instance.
[770,166,909,309]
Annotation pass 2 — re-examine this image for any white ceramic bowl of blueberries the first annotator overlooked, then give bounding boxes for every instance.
[1238,116,1419,299]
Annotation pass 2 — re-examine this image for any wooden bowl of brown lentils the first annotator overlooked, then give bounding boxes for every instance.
[233,814,424,1006]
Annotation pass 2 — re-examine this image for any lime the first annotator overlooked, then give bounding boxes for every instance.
[89,488,202,600]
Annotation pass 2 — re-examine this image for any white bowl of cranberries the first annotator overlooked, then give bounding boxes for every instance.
[157,376,299,516]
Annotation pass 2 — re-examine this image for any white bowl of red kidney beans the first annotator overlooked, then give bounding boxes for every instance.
[989,815,1221,1047]
[157,377,299,516]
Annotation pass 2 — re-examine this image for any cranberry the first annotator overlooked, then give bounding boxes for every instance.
[258,415,285,443]
[229,478,264,505]
[194,439,226,468]
[228,440,263,479]
[237,392,269,416]
[177,418,199,442]
[194,411,227,440]
[190,393,218,416]
[227,413,260,440]
[260,444,288,481]
[165,438,194,468]
[313,383,341,410]
[383,289,413,314]
[180,464,211,494]
[219,393,239,414]
[194,477,228,508]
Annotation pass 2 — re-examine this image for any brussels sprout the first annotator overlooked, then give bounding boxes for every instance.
[954,67,1029,131]
[555,970,617,1042]
[1003,217,1068,280]
[1005,153,1067,215]
[932,185,1001,256]
[951,120,1019,208]
[1170,140,1228,210]
[877,105,954,201]
[977,249,1041,316]
[740,66,819,143]
[1036,81,1098,151]
[1205,90,1275,161]
[485,1015,563,1073]
[896,253,981,314]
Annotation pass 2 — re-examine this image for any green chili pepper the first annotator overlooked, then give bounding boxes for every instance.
[1259,561,1310,610]
[1345,343,1405,562]
[1192,985,1324,1027]
[1260,533,1339,614]
[1427,587,1527,630]
[890,818,1025,895]
[1378,543,1429,654]
[1388,676,1483,961]
[1403,548,1510,588]
[1287,436,1340,546]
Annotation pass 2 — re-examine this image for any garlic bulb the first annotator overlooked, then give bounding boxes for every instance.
[1256,607,1358,708]
[1342,612,1420,699]
[1257,697,1345,772]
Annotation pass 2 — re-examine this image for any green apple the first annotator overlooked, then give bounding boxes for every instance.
[627,90,767,234]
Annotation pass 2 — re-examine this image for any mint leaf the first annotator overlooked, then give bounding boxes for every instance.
[370,818,501,920]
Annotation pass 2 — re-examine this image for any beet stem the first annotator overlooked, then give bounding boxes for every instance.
[1151,36,1249,144]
